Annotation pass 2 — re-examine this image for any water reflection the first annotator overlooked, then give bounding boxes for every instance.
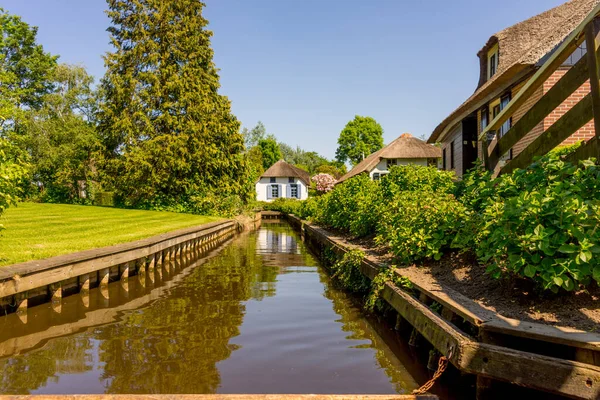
[0,223,419,394]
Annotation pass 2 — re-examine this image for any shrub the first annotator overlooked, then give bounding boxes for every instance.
[330,249,371,293]
[262,198,302,215]
[380,164,455,201]
[474,155,600,292]
[319,174,380,237]
[376,191,466,263]
[365,266,412,312]
[312,173,336,193]
[94,191,115,207]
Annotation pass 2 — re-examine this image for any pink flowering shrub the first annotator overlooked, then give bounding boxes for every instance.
[312,173,336,193]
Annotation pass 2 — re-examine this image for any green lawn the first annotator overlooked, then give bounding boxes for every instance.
[0,203,223,266]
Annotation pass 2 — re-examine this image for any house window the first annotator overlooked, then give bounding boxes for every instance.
[450,141,455,170]
[386,159,397,169]
[373,173,380,181]
[481,107,489,132]
[288,177,295,183]
[270,177,276,183]
[290,184,299,199]
[499,93,512,138]
[487,45,499,80]
[271,185,279,198]
[442,148,447,170]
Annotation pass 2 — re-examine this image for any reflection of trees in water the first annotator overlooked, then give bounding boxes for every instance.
[0,227,285,394]
[319,269,416,394]
[0,336,93,394]
[98,230,282,393]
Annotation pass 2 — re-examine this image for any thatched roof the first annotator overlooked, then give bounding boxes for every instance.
[260,159,311,185]
[337,133,441,183]
[428,0,600,144]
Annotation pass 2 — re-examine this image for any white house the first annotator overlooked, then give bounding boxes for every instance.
[336,133,441,184]
[256,160,310,202]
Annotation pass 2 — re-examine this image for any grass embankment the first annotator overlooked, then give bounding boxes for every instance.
[0,203,222,266]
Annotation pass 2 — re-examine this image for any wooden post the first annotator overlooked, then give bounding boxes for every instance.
[15,292,27,315]
[138,257,148,276]
[79,273,90,292]
[50,282,62,303]
[100,268,110,287]
[585,19,600,160]
[120,262,129,280]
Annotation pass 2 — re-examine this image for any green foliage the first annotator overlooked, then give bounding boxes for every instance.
[330,249,371,293]
[376,191,466,263]
[20,64,100,204]
[261,198,302,215]
[99,0,249,214]
[0,8,57,126]
[335,115,384,166]
[317,174,380,237]
[380,164,455,201]
[94,191,115,207]
[258,137,281,170]
[365,266,412,312]
[0,138,29,227]
[469,154,600,292]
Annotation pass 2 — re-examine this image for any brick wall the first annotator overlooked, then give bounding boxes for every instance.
[543,68,595,145]
[511,80,544,157]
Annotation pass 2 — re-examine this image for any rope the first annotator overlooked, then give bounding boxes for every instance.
[412,348,453,395]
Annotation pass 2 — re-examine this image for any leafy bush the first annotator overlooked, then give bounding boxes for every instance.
[318,174,380,237]
[329,249,371,293]
[472,155,600,292]
[365,266,412,312]
[380,164,455,201]
[93,191,115,207]
[0,139,29,228]
[312,173,336,193]
[376,191,466,263]
[262,198,302,215]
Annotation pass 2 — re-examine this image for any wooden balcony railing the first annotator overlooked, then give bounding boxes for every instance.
[480,4,600,175]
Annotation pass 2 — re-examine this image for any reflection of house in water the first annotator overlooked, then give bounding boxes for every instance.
[257,229,300,254]
[257,228,310,268]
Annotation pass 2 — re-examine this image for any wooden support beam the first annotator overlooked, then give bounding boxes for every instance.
[120,262,129,280]
[586,20,600,161]
[99,268,110,287]
[565,136,599,164]
[49,282,62,302]
[480,4,599,140]
[79,273,90,292]
[500,92,593,175]
[488,48,591,170]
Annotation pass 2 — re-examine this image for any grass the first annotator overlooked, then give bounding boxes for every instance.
[0,203,223,266]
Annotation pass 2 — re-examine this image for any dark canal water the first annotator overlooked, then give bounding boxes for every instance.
[0,222,439,395]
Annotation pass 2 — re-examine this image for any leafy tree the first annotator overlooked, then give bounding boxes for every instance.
[99,0,249,211]
[0,138,29,227]
[243,121,267,149]
[0,8,57,132]
[21,64,100,203]
[335,115,384,166]
[258,137,281,170]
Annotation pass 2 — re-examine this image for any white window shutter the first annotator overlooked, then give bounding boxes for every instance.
[297,184,301,199]
[266,185,272,200]
[286,184,291,198]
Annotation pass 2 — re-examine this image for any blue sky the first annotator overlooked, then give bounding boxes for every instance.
[1,0,566,159]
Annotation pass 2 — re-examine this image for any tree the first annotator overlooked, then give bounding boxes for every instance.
[243,121,266,149]
[0,138,28,227]
[335,116,384,166]
[99,0,249,211]
[22,64,101,203]
[0,8,57,132]
[258,137,281,170]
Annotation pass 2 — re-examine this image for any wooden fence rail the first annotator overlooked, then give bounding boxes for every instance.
[480,6,600,174]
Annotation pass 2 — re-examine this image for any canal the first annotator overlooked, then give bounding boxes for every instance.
[0,222,455,396]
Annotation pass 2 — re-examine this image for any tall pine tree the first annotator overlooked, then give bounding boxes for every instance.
[99,0,249,210]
